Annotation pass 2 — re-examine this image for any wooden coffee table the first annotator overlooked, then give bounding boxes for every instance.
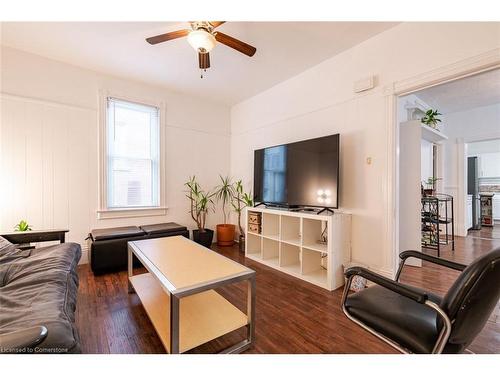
[127,235,256,354]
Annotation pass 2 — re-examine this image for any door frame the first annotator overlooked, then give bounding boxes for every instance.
[386,49,500,276]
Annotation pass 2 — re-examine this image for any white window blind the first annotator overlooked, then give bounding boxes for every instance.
[106,97,160,209]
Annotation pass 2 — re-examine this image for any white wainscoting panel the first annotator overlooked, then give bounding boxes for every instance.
[1,96,96,262]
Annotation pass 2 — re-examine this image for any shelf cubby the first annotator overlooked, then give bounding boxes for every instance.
[301,248,328,287]
[246,233,262,257]
[279,243,300,274]
[281,215,301,246]
[302,218,327,252]
[262,212,280,240]
[301,248,324,273]
[262,238,280,266]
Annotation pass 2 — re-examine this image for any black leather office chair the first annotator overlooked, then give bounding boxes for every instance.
[341,248,500,354]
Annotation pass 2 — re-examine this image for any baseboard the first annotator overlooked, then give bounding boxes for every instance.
[372,267,395,279]
[79,244,89,265]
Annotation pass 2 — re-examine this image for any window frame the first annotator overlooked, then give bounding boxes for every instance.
[97,90,167,219]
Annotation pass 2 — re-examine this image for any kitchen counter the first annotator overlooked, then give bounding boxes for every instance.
[479,192,496,197]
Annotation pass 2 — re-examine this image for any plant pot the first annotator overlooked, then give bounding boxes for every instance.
[238,235,245,253]
[216,224,235,247]
[192,229,214,248]
[423,189,434,196]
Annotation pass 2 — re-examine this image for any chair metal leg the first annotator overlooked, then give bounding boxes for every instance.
[395,259,406,281]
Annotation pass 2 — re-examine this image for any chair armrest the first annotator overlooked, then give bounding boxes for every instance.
[0,326,48,351]
[399,250,466,271]
[345,267,428,303]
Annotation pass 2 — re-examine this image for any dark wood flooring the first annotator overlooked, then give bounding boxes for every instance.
[76,230,500,354]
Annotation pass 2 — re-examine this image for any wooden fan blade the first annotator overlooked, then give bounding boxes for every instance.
[215,31,256,57]
[199,52,210,69]
[146,29,190,45]
[209,21,225,28]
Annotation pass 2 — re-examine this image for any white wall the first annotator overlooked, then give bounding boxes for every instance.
[0,46,231,263]
[443,103,500,192]
[467,138,500,155]
[421,139,434,182]
[230,22,500,274]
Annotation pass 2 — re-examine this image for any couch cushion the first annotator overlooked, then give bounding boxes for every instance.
[91,226,144,241]
[0,236,13,251]
[344,284,441,353]
[0,236,18,257]
[0,242,81,353]
[140,222,187,235]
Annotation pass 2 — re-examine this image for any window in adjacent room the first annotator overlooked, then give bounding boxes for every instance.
[105,97,160,209]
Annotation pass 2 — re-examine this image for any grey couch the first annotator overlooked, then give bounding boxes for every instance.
[0,238,81,353]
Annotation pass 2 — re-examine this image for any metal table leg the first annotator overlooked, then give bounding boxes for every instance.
[247,275,256,345]
[170,294,180,354]
[127,247,134,294]
[219,274,256,354]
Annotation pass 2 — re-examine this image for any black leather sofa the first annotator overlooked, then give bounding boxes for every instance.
[0,238,82,353]
[89,222,189,274]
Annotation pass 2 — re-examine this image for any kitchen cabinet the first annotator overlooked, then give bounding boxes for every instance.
[493,196,500,220]
[479,152,500,178]
[467,195,473,229]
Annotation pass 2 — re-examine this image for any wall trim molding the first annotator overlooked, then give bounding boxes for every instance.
[97,206,169,220]
[0,92,97,112]
[393,48,500,96]
[1,92,230,138]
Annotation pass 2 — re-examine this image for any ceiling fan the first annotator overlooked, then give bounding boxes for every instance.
[146,21,257,78]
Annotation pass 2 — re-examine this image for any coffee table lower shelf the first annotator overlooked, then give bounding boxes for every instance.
[129,273,248,353]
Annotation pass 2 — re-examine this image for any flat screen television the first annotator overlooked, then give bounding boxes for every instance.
[253,134,340,209]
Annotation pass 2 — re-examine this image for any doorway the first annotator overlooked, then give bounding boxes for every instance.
[395,67,500,266]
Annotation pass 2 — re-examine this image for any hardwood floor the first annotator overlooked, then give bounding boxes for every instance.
[467,222,500,240]
[76,233,500,354]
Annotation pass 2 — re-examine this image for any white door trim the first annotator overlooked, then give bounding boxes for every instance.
[386,48,500,276]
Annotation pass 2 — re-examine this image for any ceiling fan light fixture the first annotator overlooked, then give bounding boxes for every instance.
[187,29,216,53]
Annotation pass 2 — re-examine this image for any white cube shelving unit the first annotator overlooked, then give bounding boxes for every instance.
[245,207,351,291]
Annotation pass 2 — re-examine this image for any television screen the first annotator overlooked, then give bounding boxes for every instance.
[253,134,340,208]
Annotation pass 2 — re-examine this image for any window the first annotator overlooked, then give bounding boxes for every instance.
[105,97,160,209]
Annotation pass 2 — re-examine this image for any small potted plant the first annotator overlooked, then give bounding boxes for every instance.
[423,177,441,196]
[14,219,32,232]
[185,176,215,248]
[231,180,253,252]
[214,175,236,246]
[421,109,442,130]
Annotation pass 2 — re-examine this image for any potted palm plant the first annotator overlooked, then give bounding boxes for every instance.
[231,180,253,252]
[185,176,215,248]
[214,175,236,246]
[421,109,442,130]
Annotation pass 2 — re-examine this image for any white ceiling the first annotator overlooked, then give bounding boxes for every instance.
[415,69,500,114]
[0,22,398,105]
